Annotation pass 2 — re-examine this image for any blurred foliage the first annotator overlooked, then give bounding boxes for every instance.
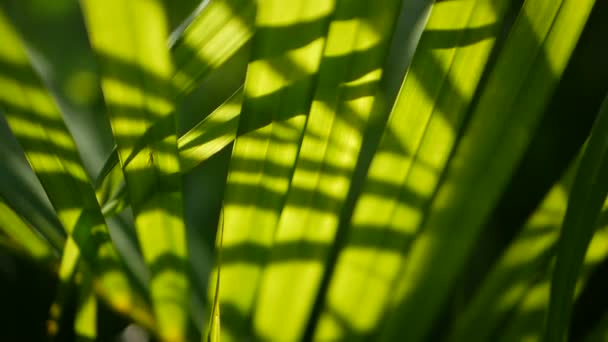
[0,0,607,341]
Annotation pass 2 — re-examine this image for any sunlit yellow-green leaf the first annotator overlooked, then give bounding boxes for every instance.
[80,0,189,340]
[0,8,153,331]
[94,0,255,210]
[171,0,255,98]
[74,266,97,342]
[0,199,55,262]
[216,0,335,339]
[178,87,243,172]
[378,0,596,340]
[313,0,512,339]
[249,0,404,340]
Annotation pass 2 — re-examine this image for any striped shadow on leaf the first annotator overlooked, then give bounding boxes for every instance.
[0,7,154,332]
[214,0,336,340]
[245,0,406,340]
[80,0,190,340]
[313,0,512,339]
[377,0,596,340]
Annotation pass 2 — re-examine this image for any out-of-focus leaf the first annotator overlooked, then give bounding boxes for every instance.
[205,207,224,342]
[80,0,190,340]
[378,0,596,340]
[0,114,65,251]
[500,214,608,342]
[1,0,115,179]
[545,93,608,342]
[0,8,154,332]
[74,266,97,342]
[446,165,574,342]
[47,236,80,338]
[585,313,608,342]
[0,199,56,262]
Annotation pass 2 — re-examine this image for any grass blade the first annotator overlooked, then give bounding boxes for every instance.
[74,266,97,342]
[0,7,154,332]
[250,0,405,339]
[80,1,190,340]
[378,0,596,340]
[94,0,255,207]
[501,215,608,342]
[216,0,335,339]
[446,167,573,342]
[0,114,65,251]
[313,0,512,339]
[545,93,608,342]
[171,0,255,98]
[98,87,243,218]
[178,87,243,172]
[0,199,56,262]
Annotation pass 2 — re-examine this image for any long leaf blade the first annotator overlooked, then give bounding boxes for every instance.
[545,93,608,342]
[378,0,596,340]
[80,1,190,340]
[0,8,153,330]
[250,0,405,339]
[313,0,512,339]
[216,1,335,339]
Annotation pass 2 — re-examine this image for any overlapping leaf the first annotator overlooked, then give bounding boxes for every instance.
[215,0,335,339]
[313,0,511,339]
[377,0,596,340]
[545,93,608,342]
[80,1,189,340]
[0,8,153,331]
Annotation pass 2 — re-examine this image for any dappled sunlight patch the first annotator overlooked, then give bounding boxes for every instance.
[244,60,289,98]
[171,0,255,96]
[0,12,30,67]
[254,260,325,336]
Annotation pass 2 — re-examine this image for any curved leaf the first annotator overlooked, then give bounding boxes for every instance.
[545,93,608,342]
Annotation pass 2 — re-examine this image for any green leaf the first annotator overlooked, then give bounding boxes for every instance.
[97,87,244,218]
[0,199,56,262]
[0,0,115,179]
[378,0,596,340]
[94,0,255,209]
[446,167,573,342]
[215,0,336,339]
[312,0,512,339]
[584,312,608,342]
[171,0,255,99]
[80,1,190,340]
[545,93,608,342]
[500,213,608,342]
[179,87,243,172]
[242,0,406,339]
[47,236,80,338]
[74,266,97,342]
[0,7,154,332]
[205,206,225,342]
[0,114,65,251]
